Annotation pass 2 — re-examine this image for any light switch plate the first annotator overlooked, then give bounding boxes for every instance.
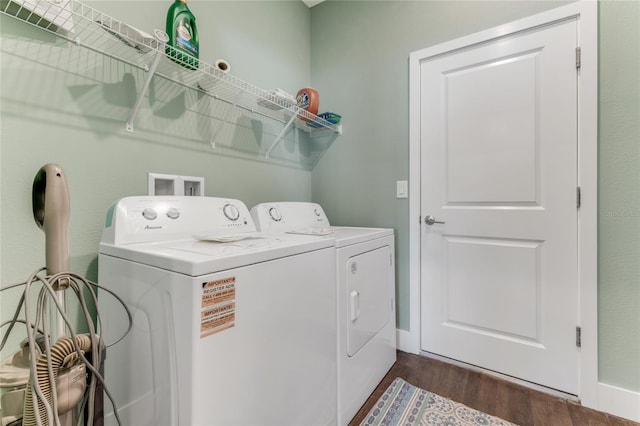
[396,180,408,198]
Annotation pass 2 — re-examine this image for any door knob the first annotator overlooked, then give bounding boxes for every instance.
[424,215,445,225]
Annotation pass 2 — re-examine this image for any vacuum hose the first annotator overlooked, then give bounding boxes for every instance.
[22,334,92,426]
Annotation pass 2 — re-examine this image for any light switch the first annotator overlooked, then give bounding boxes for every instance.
[396,180,408,198]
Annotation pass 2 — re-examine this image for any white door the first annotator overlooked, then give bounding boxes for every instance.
[420,19,579,394]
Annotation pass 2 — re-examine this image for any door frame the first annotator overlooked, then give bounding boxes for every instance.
[406,1,597,408]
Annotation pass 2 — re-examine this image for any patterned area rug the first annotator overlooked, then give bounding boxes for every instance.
[360,377,517,426]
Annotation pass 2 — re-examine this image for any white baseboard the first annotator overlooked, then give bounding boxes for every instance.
[598,382,640,422]
[396,328,419,354]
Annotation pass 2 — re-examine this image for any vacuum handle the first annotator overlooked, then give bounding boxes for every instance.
[33,164,71,282]
[44,165,70,278]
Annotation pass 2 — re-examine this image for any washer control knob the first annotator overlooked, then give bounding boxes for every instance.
[268,207,282,222]
[167,208,180,220]
[223,203,240,222]
[142,208,157,220]
[314,208,321,217]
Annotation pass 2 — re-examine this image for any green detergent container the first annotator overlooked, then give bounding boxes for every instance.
[166,0,199,69]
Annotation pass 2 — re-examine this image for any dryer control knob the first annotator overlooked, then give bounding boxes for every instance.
[223,204,240,221]
[268,207,282,222]
[314,208,321,217]
[167,208,180,219]
[142,208,157,220]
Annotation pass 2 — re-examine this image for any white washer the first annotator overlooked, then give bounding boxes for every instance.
[98,196,337,425]
[250,202,396,426]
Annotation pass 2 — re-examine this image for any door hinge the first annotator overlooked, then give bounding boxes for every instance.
[576,47,581,69]
[576,326,582,348]
[419,215,422,224]
[576,186,582,208]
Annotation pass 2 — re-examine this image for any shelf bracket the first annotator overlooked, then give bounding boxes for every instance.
[125,50,162,132]
[210,91,242,149]
[126,30,169,132]
[265,112,298,159]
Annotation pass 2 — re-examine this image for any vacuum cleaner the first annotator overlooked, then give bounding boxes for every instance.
[0,164,125,426]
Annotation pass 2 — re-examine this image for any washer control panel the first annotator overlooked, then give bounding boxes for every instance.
[102,196,256,245]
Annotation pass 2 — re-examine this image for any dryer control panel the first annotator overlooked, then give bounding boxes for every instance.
[102,196,256,245]
[250,202,330,231]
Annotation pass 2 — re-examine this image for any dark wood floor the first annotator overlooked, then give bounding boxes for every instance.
[350,351,639,426]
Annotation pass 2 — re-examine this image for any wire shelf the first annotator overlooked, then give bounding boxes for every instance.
[1,0,342,156]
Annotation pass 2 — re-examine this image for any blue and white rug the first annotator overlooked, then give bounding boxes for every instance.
[360,377,517,426]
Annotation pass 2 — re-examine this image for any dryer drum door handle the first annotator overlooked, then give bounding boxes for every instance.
[350,290,360,322]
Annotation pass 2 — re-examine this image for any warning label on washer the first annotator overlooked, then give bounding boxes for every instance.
[200,277,236,338]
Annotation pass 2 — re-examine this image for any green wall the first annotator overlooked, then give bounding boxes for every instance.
[0,0,314,354]
[598,0,640,391]
[310,0,639,392]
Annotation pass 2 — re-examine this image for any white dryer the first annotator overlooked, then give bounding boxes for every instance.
[250,202,396,426]
[98,196,337,425]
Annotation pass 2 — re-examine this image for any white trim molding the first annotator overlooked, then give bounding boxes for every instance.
[408,0,600,415]
[396,328,418,354]
[598,383,640,423]
[574,0,599,413]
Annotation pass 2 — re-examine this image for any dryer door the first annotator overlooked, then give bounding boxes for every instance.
[346,246,392,357]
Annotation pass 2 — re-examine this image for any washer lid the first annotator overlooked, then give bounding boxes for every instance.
[100,233,334,276]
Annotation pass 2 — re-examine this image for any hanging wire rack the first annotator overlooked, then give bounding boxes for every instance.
[1,0,342,157]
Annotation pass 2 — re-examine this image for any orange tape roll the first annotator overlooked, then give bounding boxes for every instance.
[296,88,319,121]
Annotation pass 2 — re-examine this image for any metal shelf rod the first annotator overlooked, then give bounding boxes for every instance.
[265,112,299,159]
[126,48,164,132]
